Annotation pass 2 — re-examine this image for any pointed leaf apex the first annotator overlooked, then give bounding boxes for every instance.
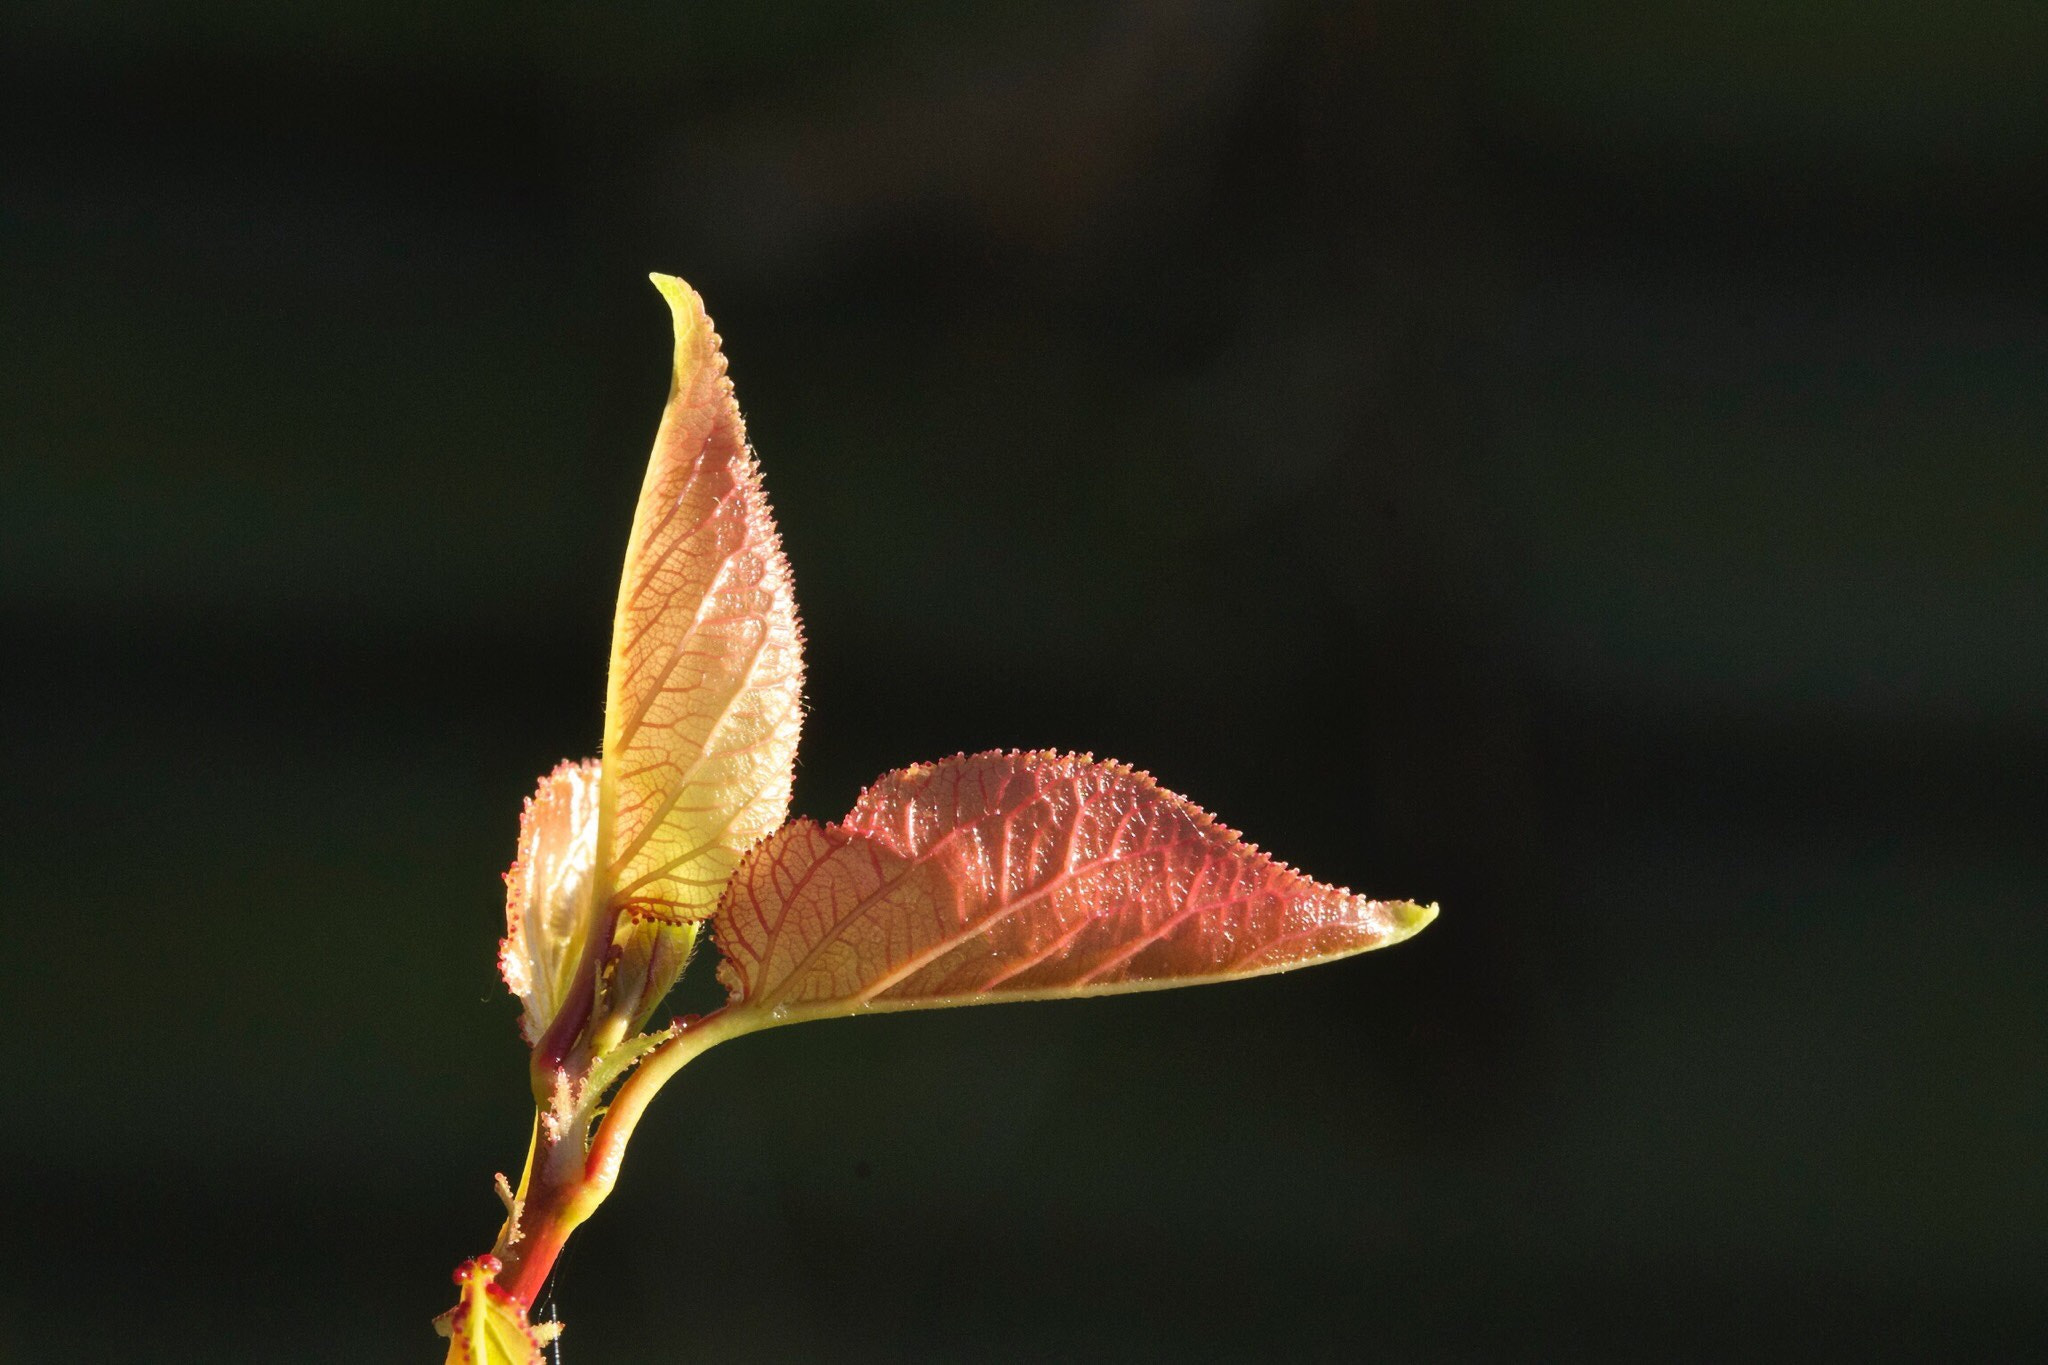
[1391,900,1441,938]
[648,272,708,379]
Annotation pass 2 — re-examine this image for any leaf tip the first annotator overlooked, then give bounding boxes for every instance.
[648,271,707,369]
[646,269,695,308]
[1387,899,1440,941]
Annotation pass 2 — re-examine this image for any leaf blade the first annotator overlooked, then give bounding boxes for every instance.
[597,275,805,924]
[500,759,603,1045]
[713,751,1435,1024]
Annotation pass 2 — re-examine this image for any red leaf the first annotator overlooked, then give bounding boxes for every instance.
[713,750,1434,1023]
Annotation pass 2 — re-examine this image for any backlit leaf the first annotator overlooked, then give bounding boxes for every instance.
[713,750,1435,1025]
[500,760,602,1045]
[597,275,805,925]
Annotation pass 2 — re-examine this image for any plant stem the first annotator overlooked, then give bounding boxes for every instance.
[489,1008,750,1306]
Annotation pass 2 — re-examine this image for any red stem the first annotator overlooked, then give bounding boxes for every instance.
[496,1163,582,1306]
[488,1010,749,1307]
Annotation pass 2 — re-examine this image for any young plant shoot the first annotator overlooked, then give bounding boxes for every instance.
[436,276,1439,1362]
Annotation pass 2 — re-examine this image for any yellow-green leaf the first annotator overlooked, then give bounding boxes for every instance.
[435,1257,558,1365]
[596,275,805,928]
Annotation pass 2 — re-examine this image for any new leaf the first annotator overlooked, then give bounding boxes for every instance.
[499,276,805,1047]
[600,276,804,926]
[713,750,1436,1032]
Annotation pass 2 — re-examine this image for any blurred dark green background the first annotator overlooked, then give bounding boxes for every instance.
[3,2,2044,1360]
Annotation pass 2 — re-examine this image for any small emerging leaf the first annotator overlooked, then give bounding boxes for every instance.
[436,1256,559,1365]
[714,750,1434,1026]
[598,275,805,930]
[500,760,602,1045]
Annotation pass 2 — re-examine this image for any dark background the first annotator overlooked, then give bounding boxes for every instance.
[3,2,2044,1360]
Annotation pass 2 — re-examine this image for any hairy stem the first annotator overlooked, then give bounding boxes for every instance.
[489,1009,750,1306]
